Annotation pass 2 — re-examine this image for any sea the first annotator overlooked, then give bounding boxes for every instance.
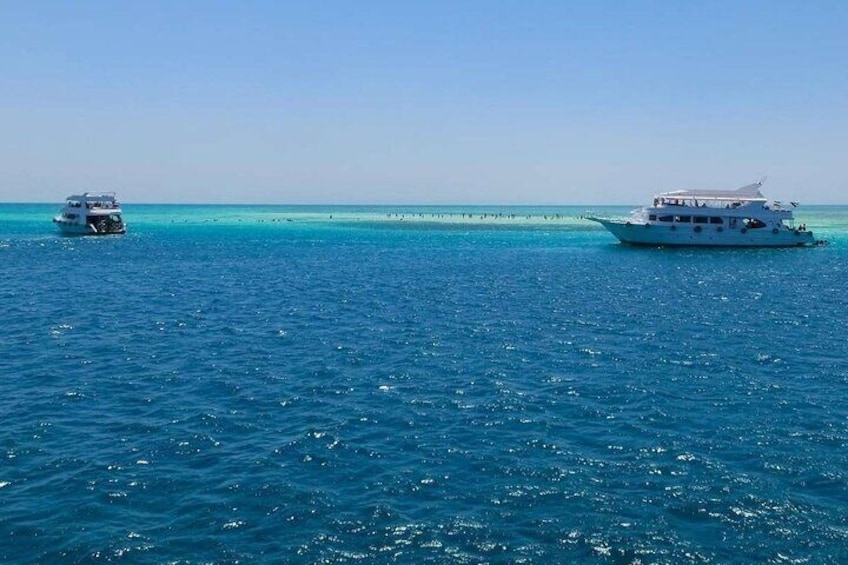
[1,203,847,564]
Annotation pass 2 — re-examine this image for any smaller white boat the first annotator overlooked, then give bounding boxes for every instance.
[53,192,126,236]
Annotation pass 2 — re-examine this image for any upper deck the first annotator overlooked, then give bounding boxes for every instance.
[63,192,121,210]
[649,181,794,216]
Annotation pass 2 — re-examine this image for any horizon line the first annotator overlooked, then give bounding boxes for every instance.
[5,200,848,207]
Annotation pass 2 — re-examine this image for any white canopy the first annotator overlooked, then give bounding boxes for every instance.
[659,181,765,201]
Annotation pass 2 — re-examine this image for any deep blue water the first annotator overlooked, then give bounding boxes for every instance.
[2,204,847,563]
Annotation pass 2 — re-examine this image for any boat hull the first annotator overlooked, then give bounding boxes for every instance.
[53,218,126,236]
[589,218,817,247]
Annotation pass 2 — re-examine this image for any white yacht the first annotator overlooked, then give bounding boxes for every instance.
[585,181,821,247]
[53,192,126,236]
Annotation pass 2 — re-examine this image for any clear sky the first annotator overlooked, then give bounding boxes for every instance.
[1,1,846,204]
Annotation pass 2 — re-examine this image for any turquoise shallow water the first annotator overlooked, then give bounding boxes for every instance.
[1,203,847,563]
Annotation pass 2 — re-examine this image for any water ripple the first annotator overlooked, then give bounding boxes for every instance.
[1,211,846,562]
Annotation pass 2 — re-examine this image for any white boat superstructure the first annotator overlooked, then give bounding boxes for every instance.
[585,181,822,247]
[53,192,126,236]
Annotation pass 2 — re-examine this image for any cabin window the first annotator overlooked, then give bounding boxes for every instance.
[658,215,673,222]
[744,218,766,229]
[674,216,691,223]
[693,216,709,224]
[709,217,723,224]
[649,214,657,221]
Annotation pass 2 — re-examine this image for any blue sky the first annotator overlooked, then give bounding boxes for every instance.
[1,1,846,204]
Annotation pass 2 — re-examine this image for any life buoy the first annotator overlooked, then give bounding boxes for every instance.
[740,228,747,234]
[671,225,677,231]
[694,225,702,233]
[772,228,779,234]
[717,226,723,232]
